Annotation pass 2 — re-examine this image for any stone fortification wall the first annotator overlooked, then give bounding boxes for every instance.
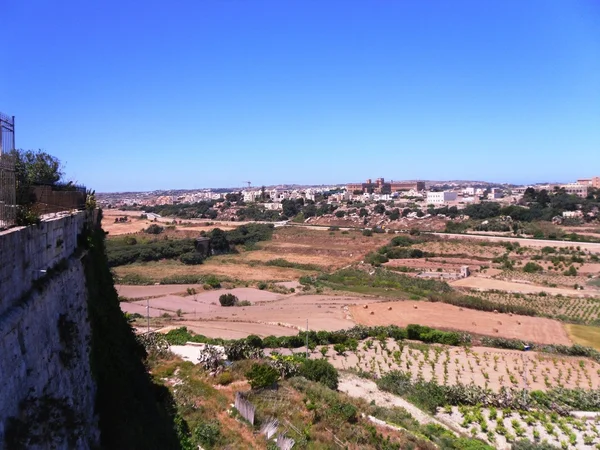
[0,211,100,449]
[0,211,91,314]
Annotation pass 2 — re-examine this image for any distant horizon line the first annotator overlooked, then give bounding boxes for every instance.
[95,179,580,195]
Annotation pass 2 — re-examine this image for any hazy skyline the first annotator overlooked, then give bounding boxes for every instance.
[2,0,599,192]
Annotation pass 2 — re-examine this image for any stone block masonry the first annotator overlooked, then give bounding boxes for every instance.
[0,211,93,314]
[0,211,100,449]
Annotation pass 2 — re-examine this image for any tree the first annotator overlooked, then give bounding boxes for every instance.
[179,252,205,265]
[11,149,64,189]
[208,228,229,254]
[144,224,164,234]
[359,208,369,217]
[282,199,299,218]
[523,262,543,273]
[219,294,238,307]
[10,149,66,224]
[374,203,386,214]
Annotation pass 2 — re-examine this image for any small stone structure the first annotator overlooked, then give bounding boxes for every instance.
[194,236,211,257]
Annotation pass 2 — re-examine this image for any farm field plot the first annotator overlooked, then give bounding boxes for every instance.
[415,240,513,259]
[435,232,600,252]
[111,227,390,283]
[102,209,237,234]
[259,227,392,269]
[494,269,593,291]
[116,284,205,298]
[274,339,600,391]
[451,276,589,297]
[438,406,600,449]
[468,291,600,324]
[113,258,310,283]
[176,321,296,339]
[351,301,571,345]
[567,324,600,351]
[124,293,378,337]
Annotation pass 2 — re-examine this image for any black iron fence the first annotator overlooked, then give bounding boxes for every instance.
[0,113,16,229]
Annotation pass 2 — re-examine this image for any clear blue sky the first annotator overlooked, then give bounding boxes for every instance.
[2,1,599,192]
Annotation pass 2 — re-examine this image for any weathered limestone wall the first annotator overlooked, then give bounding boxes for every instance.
[0,212,100,449]
[0,211,91,314]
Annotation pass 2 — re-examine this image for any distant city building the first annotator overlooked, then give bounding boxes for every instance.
[561,183,588,198]
[562,210,583,219]
[347,178,424,194]
[577,177,600,189]
[427,191,458,205]
[489,188,503,199]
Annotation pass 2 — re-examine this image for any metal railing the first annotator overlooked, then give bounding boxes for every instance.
[0,113,16,229]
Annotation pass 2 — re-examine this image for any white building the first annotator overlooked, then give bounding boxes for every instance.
[489,188,503,199]
[243,190,260,202]
[427,191,458,205]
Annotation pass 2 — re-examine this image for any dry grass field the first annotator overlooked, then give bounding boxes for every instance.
[102,208,237,236]
[566,324,600,351]
[261,227,392,269]
[351,301,571,345]
[113,258,310,282]
[111,227,391,283]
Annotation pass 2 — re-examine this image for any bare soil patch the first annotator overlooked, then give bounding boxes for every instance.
[123,292,380,338]
[116,284,203,299]
[451,276,591,297]
[351,301,570,345]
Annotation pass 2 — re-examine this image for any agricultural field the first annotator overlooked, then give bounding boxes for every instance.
[110,226,391,284]
[114,257,311,283]
[102,208,238,236]
[289,339,600,392]
[567,324,600,351]
[438,405,600,449]
[463,291,600,325]
[351,301,570,345]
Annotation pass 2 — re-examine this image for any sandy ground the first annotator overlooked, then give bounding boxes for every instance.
[338,373,440,426]
[351,301,570,345]
[451,276,592,297]
[169,343,226,363]
[122,292,379,338]
[116,284,204,298]
[182,321,296,339]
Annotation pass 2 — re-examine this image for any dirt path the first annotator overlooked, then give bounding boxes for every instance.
[338,373,445,427]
